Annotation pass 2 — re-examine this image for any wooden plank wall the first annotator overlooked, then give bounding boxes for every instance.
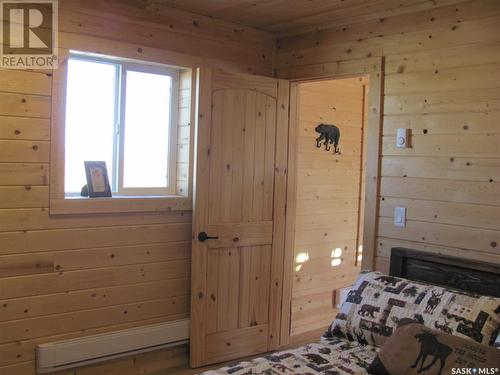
[176,69,193,197]
[290,78,364,336]
[276,0,500,273]
[0,2,274,374]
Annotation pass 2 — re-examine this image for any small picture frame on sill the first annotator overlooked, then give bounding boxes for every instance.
[84,161,112,198]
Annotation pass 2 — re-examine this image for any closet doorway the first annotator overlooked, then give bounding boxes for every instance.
[284,76,369,344]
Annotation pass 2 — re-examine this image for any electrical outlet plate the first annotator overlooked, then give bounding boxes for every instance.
[394,206,406,228]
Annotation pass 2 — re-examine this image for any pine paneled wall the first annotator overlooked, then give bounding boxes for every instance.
[1,0,499,373]
[0,1,274,374]
[291,79,365,337]
[276,0,500,272]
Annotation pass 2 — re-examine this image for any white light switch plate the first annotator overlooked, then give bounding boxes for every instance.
[394,207,406,228]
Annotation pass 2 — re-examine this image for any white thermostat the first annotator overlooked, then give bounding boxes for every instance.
[396,128,410,148]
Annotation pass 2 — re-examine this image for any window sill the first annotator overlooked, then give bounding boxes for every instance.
[49,195,192,215]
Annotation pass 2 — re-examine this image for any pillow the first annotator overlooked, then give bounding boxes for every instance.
[369,323,500,375]
[325,271,500,348]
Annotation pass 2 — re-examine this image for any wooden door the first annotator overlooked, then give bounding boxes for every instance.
[190,69,289,367]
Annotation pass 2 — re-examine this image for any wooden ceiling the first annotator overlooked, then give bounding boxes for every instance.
[157,0,465,35]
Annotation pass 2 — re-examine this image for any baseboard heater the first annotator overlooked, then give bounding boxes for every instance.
[36,319,190,373]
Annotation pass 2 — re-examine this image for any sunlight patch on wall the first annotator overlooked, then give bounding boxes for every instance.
[357,245,363,263]
[331,247,342,267]
[331,258,342,267]
[295,251,310,272]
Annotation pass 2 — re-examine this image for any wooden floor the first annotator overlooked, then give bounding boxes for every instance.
[151,354,258,375]
[159,327,328,375]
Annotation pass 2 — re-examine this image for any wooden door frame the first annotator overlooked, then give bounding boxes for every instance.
[190,66,290,367]
[279,57,384,346]
[190,66,211,368]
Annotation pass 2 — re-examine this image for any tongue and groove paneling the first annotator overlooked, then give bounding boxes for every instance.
[276,0,500,274]
[0,1,275,374]
[289,78,366,338]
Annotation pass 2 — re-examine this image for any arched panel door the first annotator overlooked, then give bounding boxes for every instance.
[190,69,289,367]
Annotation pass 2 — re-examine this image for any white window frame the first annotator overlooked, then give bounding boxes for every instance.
[66,52,180,197]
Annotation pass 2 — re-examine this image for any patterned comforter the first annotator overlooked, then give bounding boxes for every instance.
[201,336,379,375]
[201,270,500,374]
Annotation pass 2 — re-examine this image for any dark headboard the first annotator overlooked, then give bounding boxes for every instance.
[389,248,500,297]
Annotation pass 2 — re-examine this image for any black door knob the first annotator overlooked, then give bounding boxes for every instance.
[198,232,219,242]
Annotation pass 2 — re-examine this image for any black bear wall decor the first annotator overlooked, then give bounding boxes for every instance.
[315,124,341,153]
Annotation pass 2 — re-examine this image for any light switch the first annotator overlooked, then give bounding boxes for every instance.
[394,207,406,228]
[396,128,410,148]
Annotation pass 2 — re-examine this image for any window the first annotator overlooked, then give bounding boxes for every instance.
[64,53,179,196]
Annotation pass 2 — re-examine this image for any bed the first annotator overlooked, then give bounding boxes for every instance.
[202,248,500,375]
